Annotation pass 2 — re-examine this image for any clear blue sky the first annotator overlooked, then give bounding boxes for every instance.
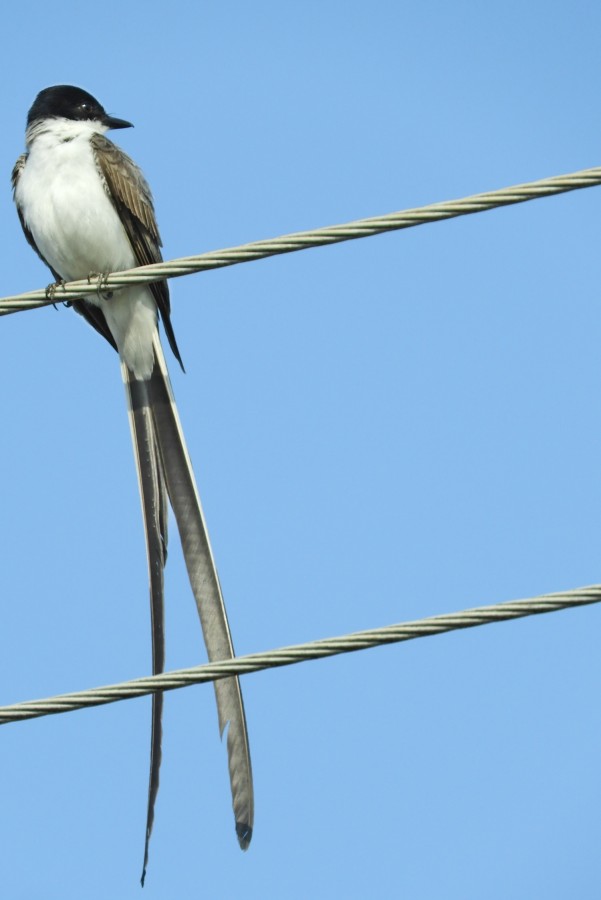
[0,2,599,898]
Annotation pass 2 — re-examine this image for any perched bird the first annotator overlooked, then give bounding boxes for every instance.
[12,85,253,883]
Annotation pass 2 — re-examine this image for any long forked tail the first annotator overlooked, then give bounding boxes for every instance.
[123,337,254,884]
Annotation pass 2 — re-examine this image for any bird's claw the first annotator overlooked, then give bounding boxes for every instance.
[87,271,113,300]
[45,279,67,310]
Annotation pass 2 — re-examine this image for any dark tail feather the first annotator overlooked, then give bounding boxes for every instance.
[122,366,169,886]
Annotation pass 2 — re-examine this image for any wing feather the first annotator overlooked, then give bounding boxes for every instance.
[90,134,183,369]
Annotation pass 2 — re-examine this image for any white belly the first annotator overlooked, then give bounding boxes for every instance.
[16,133,137,279]
[16,131,157,380]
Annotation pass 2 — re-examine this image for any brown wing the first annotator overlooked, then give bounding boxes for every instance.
[90,134,184,370]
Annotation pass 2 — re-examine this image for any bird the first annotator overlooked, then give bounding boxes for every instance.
[12,85,253,883]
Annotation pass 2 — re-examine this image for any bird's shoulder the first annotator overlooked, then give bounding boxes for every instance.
[90,133,161,246]
[11,153,27,198]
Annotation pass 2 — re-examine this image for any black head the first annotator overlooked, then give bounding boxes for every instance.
[26,85,132,130]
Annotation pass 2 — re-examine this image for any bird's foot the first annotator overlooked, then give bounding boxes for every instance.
[45,279,67,310]
[87,271,113,301]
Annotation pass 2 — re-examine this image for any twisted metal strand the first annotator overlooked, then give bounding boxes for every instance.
[2,166,601,316]
[1,584,598,725]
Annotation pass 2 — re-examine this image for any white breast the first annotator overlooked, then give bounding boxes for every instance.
[16,125,137,280]
[16,120,158,380]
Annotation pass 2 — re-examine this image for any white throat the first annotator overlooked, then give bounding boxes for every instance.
[25,115,109,150]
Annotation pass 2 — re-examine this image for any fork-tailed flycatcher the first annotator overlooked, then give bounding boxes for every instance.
[12,84,253,883]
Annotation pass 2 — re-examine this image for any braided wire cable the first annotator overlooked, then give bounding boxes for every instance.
[1,584,598,725]
[2,165,601,316]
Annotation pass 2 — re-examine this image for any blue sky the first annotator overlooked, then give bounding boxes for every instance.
[0,2,600,898]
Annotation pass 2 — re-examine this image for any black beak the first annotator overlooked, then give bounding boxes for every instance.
[103,114,133,130]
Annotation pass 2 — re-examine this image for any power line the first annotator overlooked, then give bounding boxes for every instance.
[1,165,600,316]
[2,168,601,729]
[1,584,598,726]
